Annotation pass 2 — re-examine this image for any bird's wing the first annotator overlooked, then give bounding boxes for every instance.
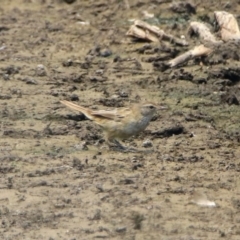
[91,108,131,121]
[61,100,133,122]
[60,100,93,120]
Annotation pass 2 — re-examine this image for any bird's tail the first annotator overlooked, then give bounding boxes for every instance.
[60,100,93,120]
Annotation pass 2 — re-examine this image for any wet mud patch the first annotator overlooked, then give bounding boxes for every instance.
[1,0,240,239]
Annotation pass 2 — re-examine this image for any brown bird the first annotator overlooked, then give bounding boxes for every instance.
[60,100,158,151]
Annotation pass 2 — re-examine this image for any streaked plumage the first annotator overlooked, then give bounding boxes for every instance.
[60,100,157,150]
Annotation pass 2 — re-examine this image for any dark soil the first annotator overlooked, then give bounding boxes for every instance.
[0,0,240,239]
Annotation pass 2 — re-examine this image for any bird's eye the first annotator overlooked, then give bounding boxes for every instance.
[149,106,154,109]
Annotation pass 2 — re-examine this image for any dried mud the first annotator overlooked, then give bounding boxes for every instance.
[0,0,240,239]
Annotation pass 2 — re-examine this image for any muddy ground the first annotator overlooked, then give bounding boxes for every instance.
[1,0,240,239]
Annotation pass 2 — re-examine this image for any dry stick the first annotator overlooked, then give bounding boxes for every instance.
[188,21,222,44]
[134,20,189,46]
[167,21,215,67]
[167,44,212,67]
[214,11,240,41]
[126,25,159,42]
[126,20,189,46]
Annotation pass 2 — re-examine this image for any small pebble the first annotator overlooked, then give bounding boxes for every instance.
[115,226,127,233]
[74,142,88,150]
[100,48,112,57]
[142,139,153,148]
[36,64,47,76]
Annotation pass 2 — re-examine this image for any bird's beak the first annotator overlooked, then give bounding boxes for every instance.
[158,105,168,110]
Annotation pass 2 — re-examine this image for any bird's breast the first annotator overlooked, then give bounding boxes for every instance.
[121,115,151,136]
[101,115,152,140]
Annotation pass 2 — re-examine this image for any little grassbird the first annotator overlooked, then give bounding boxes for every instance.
[60,100,159,151]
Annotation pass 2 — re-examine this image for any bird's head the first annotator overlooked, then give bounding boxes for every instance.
[140,103,157,117]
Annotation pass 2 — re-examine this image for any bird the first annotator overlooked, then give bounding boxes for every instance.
[60,100,158,151]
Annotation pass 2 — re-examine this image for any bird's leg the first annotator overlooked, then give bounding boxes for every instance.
[107,139,127,151]
[107,139,140,153]
[114,140,126,149]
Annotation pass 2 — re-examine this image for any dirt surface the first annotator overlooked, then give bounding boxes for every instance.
[1,0,240,239]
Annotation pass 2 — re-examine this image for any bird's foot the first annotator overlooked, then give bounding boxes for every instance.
[108,140,154,153]
[109,146,137,153]
[108,140,131,152]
